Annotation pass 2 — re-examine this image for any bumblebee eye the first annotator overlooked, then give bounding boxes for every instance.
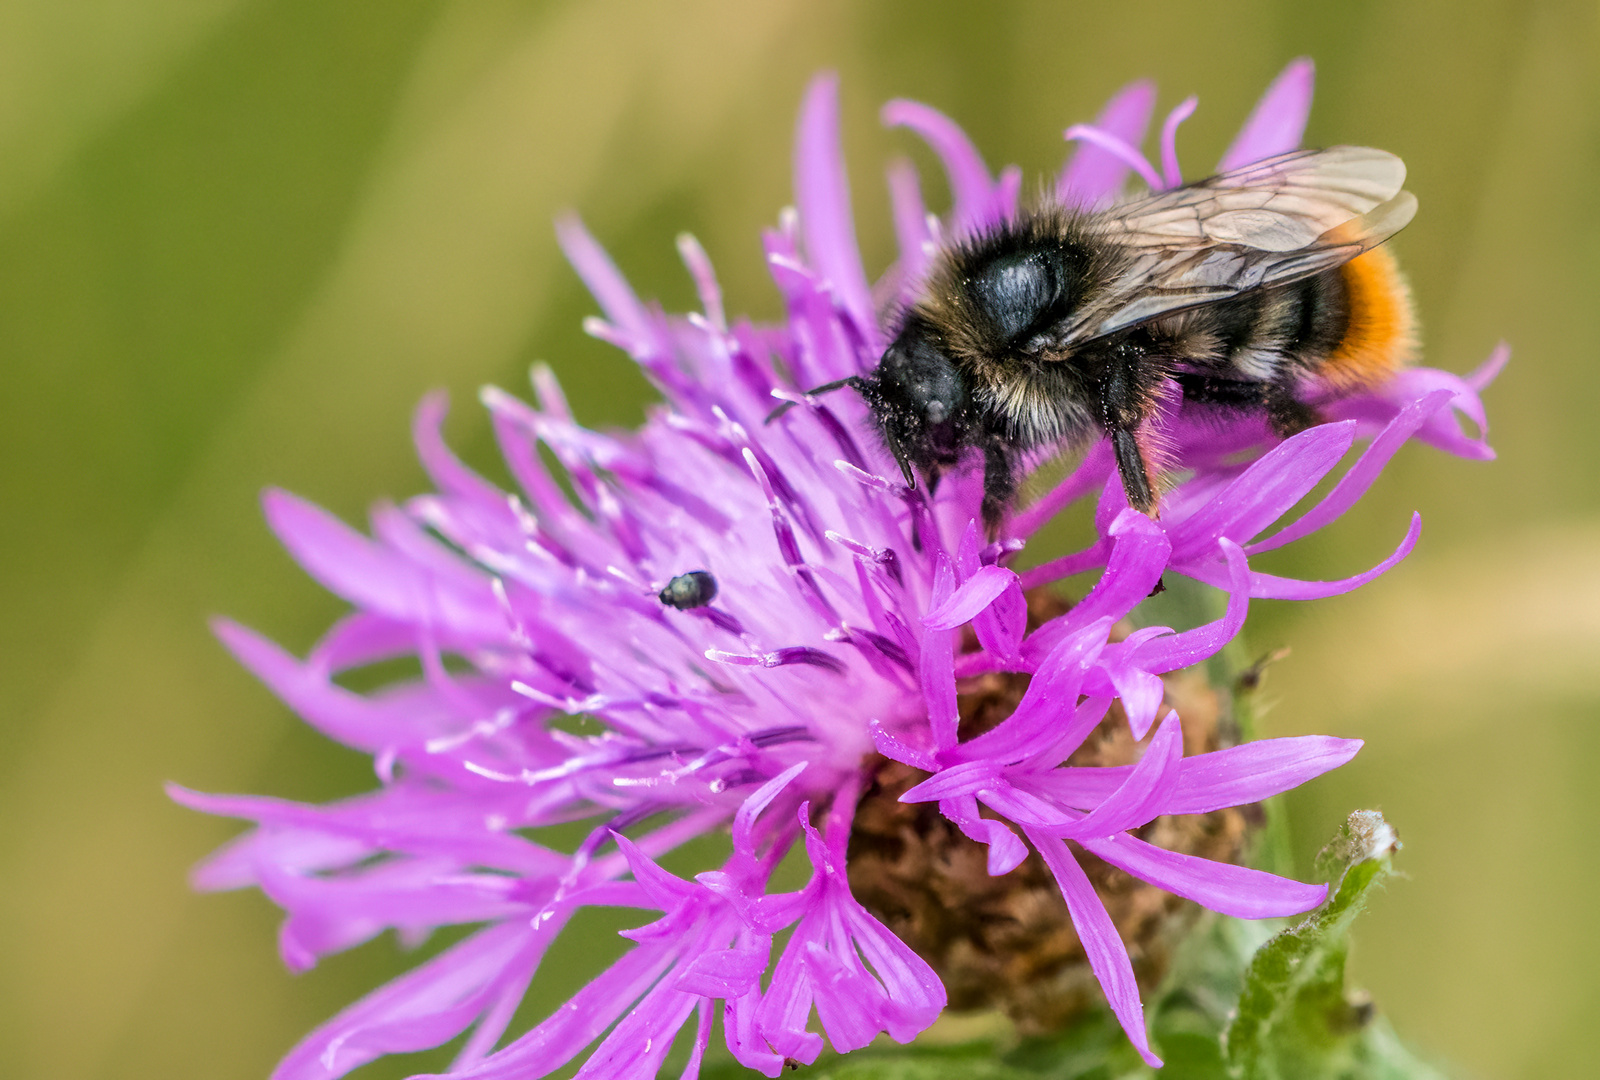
[973,250,1062,343]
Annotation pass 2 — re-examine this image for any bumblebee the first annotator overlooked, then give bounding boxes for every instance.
[851,146,1418,524]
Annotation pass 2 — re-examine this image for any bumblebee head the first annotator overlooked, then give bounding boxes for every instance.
[858,316,971,488]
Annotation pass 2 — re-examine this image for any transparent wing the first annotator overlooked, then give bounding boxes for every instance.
[1056,146,1415,344]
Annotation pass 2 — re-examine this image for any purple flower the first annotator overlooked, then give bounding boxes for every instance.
[174,60,1501,1077]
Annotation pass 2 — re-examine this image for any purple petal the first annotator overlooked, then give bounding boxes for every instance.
[211,620,430,754]
[900,760,1000,803]
[1062,123,1162,192]
[271,920,547,1080]
[921,558,961,749]
[309,613,418,674]
[870,720,937,771]
[168,785,567,877]
[795,73,877,349]
[1053,510,1168,628]
[942,797,1030,875]
[1466,342,1511,392]
[1104,667,1165,741]
[574,966,704,1080]
[1166,423,1355,561]
[188,824,371,892]
[755,936,827,1064]
[676,232,726,332]
[411,393,509,509]
[675,946,767,998]
[972,575,1027,662]
[1033,736,1362,815]
[1029,832,1161,1068]
[1219,58,1315,171]
[555,215,654,346]
[1328,352,1507,462]
[833,899,946,1042]
[1158,95,1198,188]
[882,99,995,233]
[1080,833,1326,919]
[993,165,1022,221]
[613,834,695,913]
[1027,696,1117,774]
[1066,713,1183,837]
[1124,537,1250,676]
[953,621,1109,765]
[1058,80,1156,209]
[1166,736,1362,814]
[1214,512,1421,600]
[886,158,932,293]
[678,1000,714,1080]
[262,489,502,640]
[1247,390,1452,555]
[923,564,1018,629]
[731,762,808,855]
[721,967,785,1077]
[444,937,686,1079]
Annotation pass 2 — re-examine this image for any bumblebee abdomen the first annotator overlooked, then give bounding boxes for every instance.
[1316,246,1416,391]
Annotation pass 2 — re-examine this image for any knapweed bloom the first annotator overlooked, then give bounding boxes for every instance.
[174,59,1501,1077]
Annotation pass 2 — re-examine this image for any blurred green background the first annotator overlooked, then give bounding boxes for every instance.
[1,1,1594,1077]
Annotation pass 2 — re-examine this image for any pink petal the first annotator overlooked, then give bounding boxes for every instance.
[1058,80,1156,209]
[1219,58,1315,171]
[1029,736,1361,815]
[952,620,1109,764]
[1081,833,1326,918]
[555,215,654,347]
[211,620,432,753]
[795,73,877,349]
[443,937,686,1079]
[1166,423,1355,561]
[923,564,1018,629]
[1122,536,1251,677]
[886,158,932,292]
[262,489,503,640]
[1061,123,1162,191]
[972,575,1027,662]
[1104,667,1165,741]
[941,796,1030,875]
[1247,390,1453,555]
[1029,832,1161,1068]
[921,558,961,749]
[1165,736,1362,813]
[1158,95,1198,188]
[412,392,508,508]
[271,919,549,1080]
[1038,510,1166,632]
[900,759,1000,802]
[677,1000,714,1080]
[882,99,995,233]
[1065,713,1183,837]
[1227,512,1422,600]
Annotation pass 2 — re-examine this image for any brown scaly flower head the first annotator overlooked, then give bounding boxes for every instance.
[849,588,1252,1034]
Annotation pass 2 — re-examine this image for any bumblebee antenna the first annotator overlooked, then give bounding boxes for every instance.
[763,376,861,424]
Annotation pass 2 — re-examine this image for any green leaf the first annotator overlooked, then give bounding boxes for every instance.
[1221,810,1442,1080]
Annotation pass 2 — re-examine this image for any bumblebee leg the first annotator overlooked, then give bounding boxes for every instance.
[1101,346,1160,515]
[981,444,1016,533]
[1110,426,1157,514]
[1263,379,1322,437]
